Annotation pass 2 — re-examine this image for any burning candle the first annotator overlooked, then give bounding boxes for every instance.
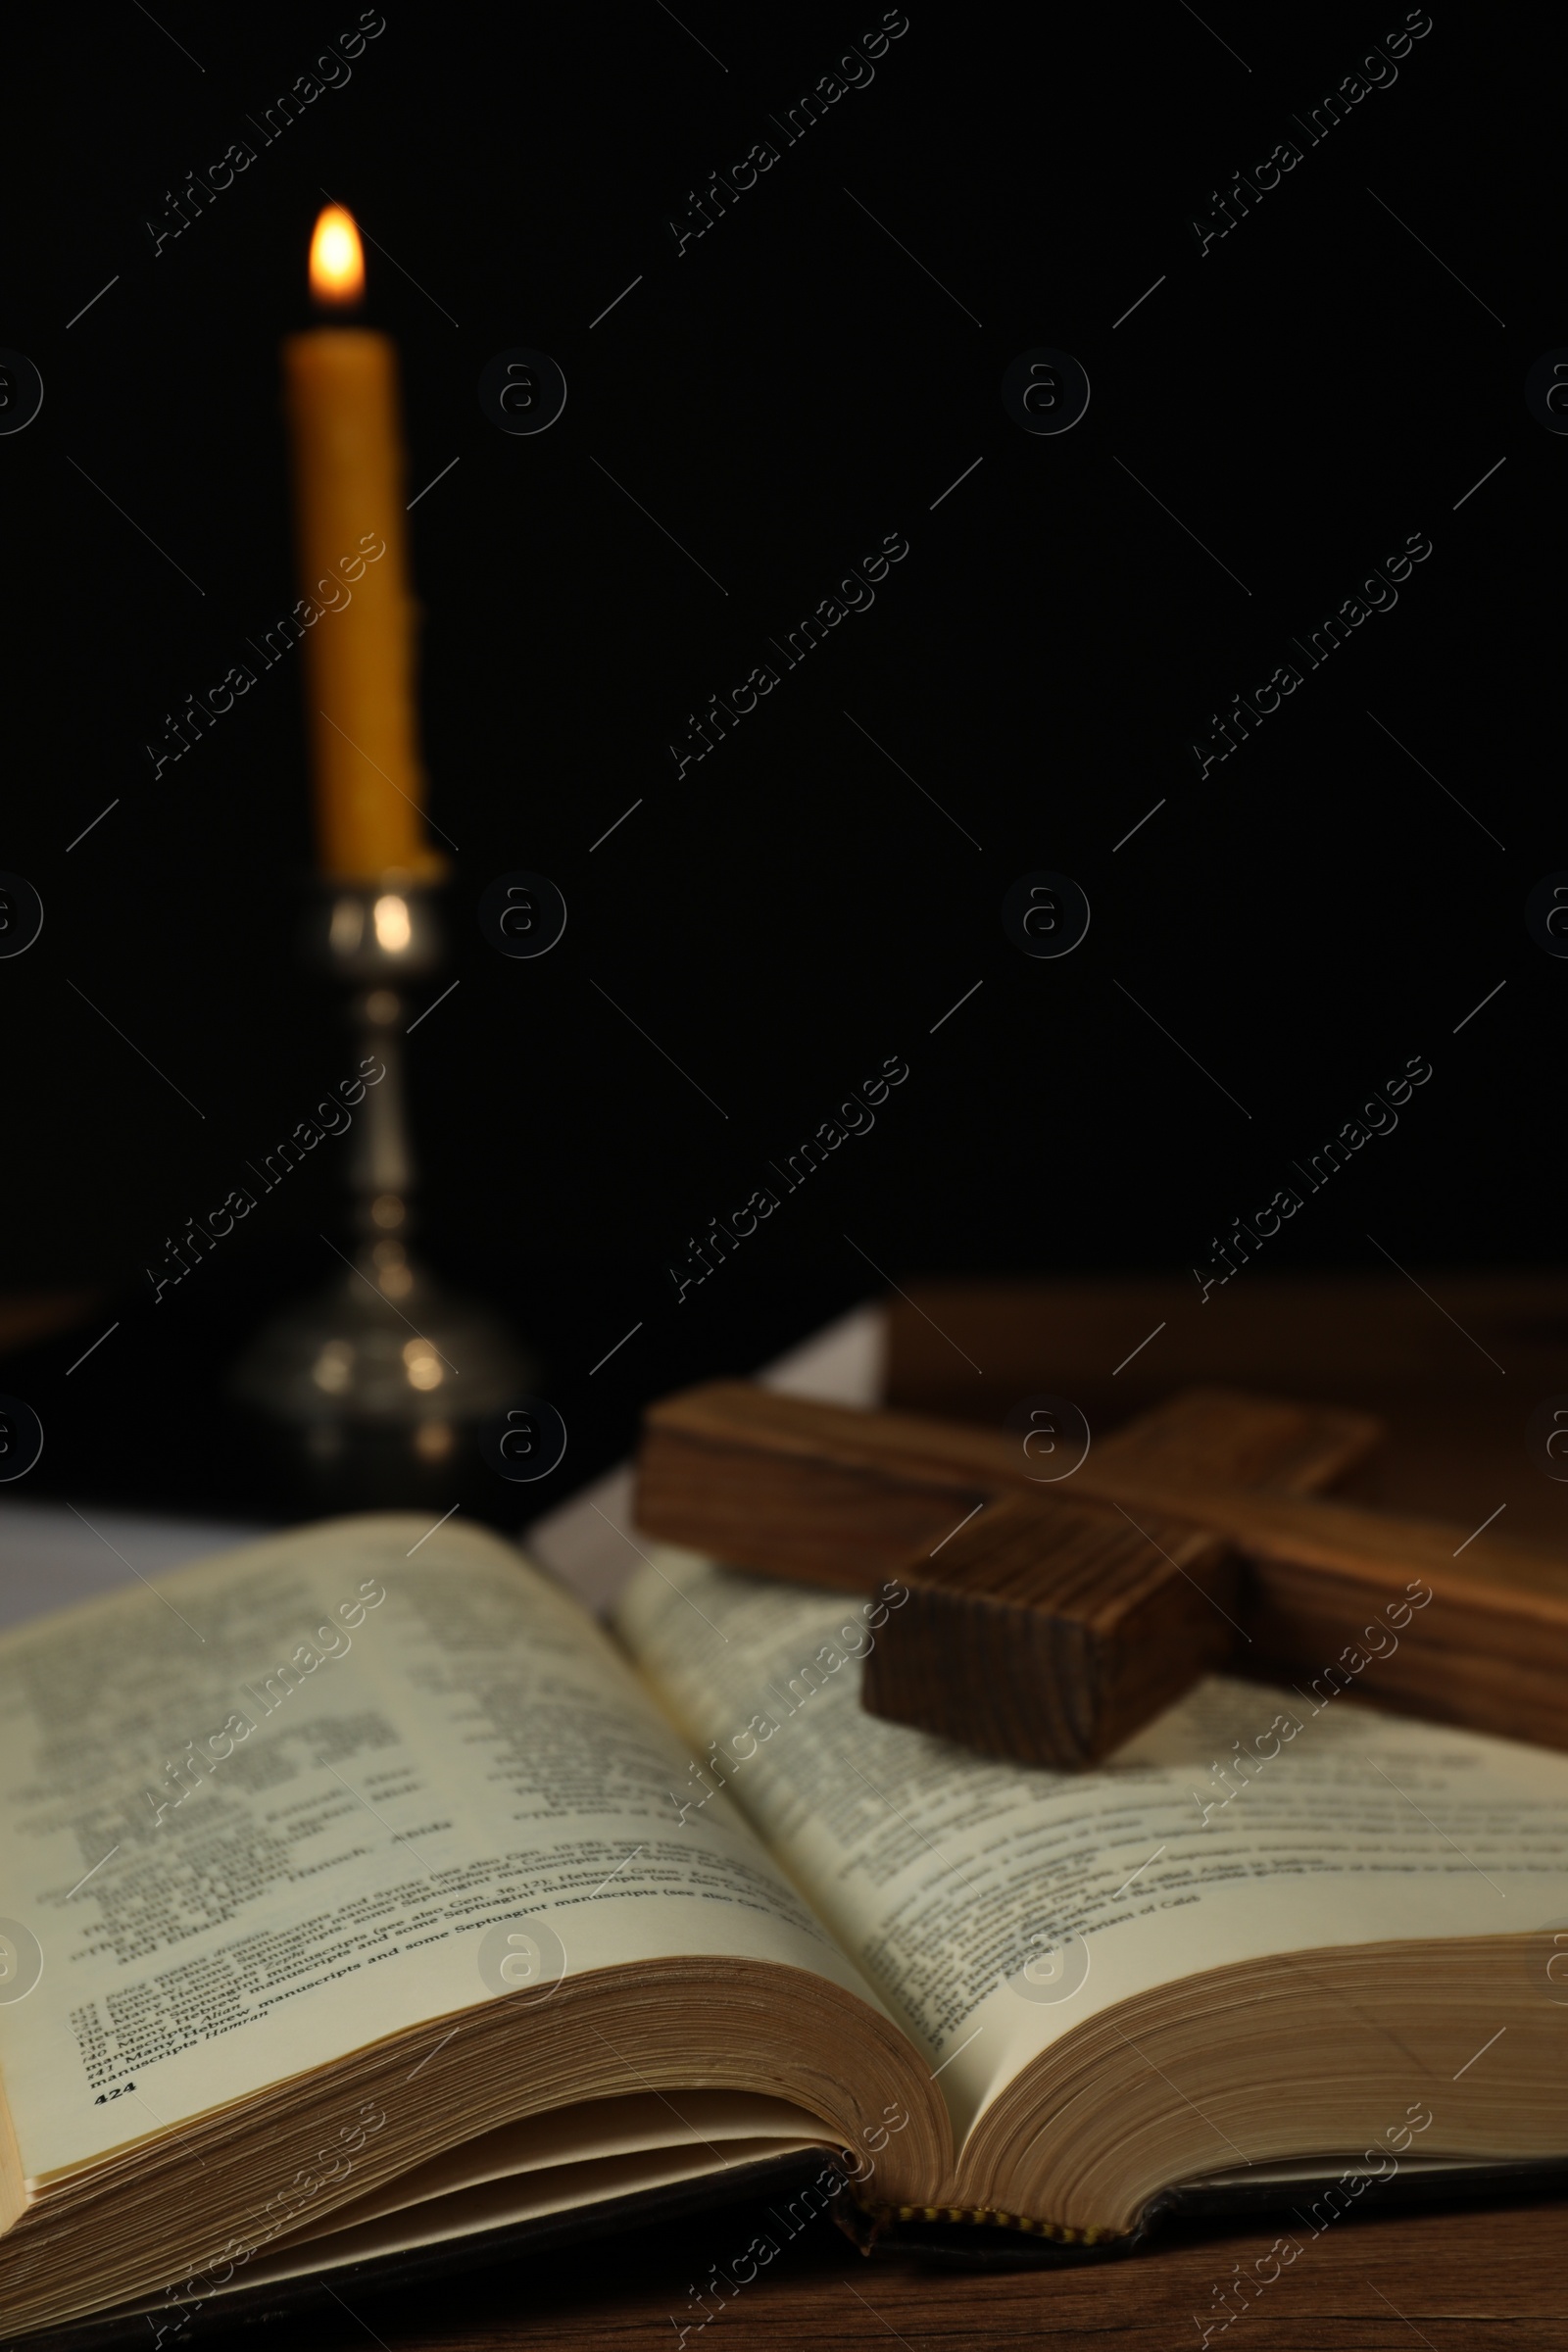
[282,206,443,880]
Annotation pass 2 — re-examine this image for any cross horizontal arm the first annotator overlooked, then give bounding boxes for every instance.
[635,1380,1568,1763]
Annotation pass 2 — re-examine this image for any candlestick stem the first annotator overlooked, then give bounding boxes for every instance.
[231,879,532,1446]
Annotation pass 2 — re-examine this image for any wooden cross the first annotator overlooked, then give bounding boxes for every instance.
[634,1383,1568,1768]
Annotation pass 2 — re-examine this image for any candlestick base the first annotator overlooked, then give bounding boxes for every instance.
[229,1246,533,1445]
[229,874,536,1466]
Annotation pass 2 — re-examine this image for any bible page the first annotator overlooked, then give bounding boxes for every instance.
[615,1549,1568,2140]
[0,1516,882,2185]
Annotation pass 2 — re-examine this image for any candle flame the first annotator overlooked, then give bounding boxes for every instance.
[310,206,365,308]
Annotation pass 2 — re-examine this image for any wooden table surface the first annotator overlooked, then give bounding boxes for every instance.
[8,1276,1568,2347]
[884,1271,1568,1544]
[235,2186,1568,2350]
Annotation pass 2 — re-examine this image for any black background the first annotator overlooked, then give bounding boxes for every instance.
[4,0,1558,1516]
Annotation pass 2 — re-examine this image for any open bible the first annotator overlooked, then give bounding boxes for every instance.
[3,1512,1567,2339]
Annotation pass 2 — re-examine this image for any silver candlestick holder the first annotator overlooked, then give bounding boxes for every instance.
[230,876,532,1465]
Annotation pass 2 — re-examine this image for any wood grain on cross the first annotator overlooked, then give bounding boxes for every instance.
[634,1383,1568,1767]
